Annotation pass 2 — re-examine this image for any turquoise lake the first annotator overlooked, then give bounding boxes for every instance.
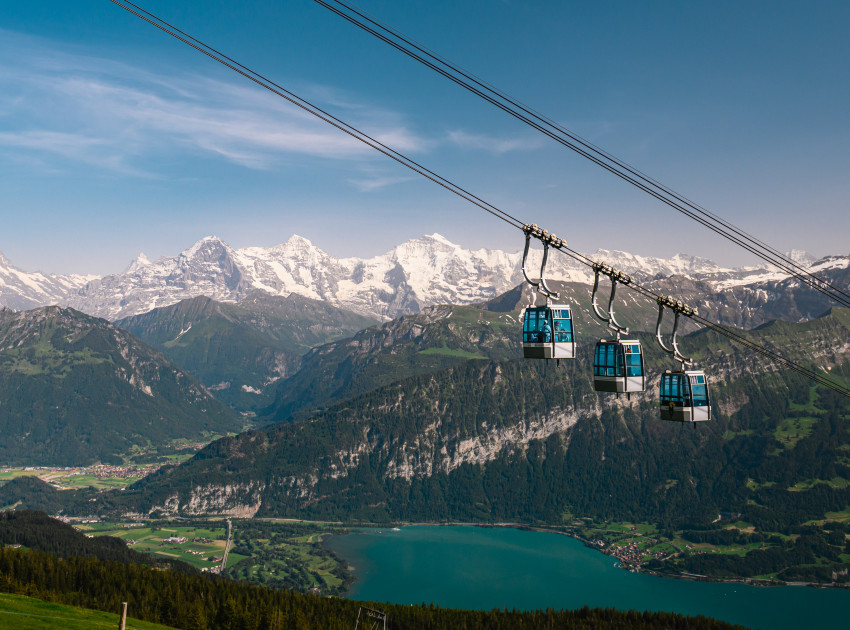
[325,525,850,630]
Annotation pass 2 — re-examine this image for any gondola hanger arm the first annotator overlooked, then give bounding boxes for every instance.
[521,224,564,300]
[591,262,631,335]
[656,296,698,366]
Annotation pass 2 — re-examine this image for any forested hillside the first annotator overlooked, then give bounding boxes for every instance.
[263,281,850,423]
[6,300,850,581]
[117,292,376,412]
[0,510,192,573]
[0,306,238,465]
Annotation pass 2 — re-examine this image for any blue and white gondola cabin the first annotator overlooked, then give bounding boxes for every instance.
[593,339,645,393]
[659,370,711,423]
[522,305,575,359]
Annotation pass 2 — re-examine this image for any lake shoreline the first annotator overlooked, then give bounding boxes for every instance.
[320,524,850,630]
[322,520,850,593]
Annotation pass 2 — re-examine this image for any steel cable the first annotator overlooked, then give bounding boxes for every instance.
[315,0,850,309]
[107,0,850,399]
[107,0,525,232]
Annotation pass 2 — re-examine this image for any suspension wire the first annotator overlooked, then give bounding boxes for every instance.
[106,0,524,232]
[107,1,850,399]
[314,0,850,310]
[552,242,850,397]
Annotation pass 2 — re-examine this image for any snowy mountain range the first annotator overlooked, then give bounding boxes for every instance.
[0,251,96,312]
[0,234,844,321]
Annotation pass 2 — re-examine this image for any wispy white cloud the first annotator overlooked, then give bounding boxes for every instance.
[0,29,429,174]
[446,130,545,154]
[347,175,416,192]
[0,130,149,175]
[0,28,549,186]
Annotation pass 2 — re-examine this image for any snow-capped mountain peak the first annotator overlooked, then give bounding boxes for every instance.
[283,234,316,249]
[423,233,456,247]
[0,252,96,312]
[785,249,818,267]
[180,235,234,260]
[3,234,848,323]
[125,252,152,274]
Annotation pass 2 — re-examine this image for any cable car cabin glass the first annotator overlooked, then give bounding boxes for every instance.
[522,306,575,360]
[660,371,711,423]
[593,340,645,394]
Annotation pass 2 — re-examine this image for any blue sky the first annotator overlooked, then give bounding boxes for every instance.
[2,0,848,274]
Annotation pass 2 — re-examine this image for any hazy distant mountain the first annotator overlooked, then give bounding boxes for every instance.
[116,292,377,412]
[262,304,519,422]
[2,234,846,324]
[0,306,238,465]
[0,251,95,312]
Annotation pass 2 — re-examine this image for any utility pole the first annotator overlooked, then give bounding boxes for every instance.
[354,606,387,630]
[119,602,128,630]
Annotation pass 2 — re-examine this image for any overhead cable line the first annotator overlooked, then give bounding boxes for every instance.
[106,0,524,233]
[106,1,850,399]
[314,0,850,310]
[548,240,850,397]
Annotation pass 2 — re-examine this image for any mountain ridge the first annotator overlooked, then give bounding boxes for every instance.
[116,292,378,412]
[4,234,844,322]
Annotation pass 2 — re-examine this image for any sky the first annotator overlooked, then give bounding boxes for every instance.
[1,0,848,275]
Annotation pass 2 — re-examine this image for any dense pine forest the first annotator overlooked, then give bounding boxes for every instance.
[0,545,744,630]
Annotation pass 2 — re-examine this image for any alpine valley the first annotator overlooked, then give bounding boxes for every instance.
[2,234,850,587]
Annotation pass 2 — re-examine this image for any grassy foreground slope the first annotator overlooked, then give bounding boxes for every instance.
[0,593,178,630]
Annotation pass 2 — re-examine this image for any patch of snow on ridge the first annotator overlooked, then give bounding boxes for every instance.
[809,255,850,273]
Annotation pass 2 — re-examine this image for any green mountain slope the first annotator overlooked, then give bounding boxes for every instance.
[9,306,850,581]
[262,283,850,423]
[74,310,850,516]
[116,292,377,412]
[0,306,238,465]
[263,303,518,421]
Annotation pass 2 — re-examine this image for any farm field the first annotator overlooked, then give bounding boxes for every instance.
[224,520,353,594]
[77,518,350,591]
[78,521,239,572]
[0,466,151,491]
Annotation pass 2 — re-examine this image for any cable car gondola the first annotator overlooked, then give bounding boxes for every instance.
[589,263,646,395]
[655,296,712,424]
[593,338,645,393]
[523,305,575,359]
[519,225,575,362]
[660,369,711,422]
